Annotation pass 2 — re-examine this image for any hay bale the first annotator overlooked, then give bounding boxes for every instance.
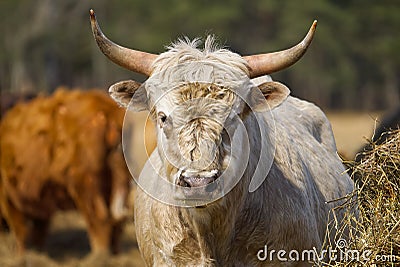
[316,129,400,266]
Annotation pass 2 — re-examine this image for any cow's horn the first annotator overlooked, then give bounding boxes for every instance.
[244,20,317,78]
[89,9,156,76]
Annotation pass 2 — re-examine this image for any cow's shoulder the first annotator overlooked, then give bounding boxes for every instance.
[274,96,337,153]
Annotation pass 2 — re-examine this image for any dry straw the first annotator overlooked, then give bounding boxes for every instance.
[315,129,400,266]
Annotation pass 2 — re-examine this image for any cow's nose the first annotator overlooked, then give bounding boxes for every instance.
[179,174,218,189]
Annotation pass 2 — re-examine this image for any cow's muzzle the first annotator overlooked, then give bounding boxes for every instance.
[174,170,223,201]
[178,174,219,192]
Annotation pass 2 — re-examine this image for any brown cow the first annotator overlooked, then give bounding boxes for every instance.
[0,88,130,254]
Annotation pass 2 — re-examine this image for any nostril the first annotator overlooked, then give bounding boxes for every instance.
[178,177,191,187]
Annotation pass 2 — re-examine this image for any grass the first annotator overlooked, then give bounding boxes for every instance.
[316,129,400,266]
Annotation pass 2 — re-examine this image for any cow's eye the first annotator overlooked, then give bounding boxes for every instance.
[158,112,167,128]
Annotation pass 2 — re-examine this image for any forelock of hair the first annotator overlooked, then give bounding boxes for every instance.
[151,35,249,77]
[175,82,235,105]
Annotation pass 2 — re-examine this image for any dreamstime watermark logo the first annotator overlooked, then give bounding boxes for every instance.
[256,239,397,263]
[122,63,277,207]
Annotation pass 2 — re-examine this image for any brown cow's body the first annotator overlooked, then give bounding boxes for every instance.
[0,89,130,254]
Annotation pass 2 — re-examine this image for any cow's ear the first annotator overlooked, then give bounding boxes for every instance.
[109,80,148,111]
[252,81,290,111]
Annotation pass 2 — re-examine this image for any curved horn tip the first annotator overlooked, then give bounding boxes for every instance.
[311,20,317,30]
[89,9,95,21]
[302,20,317,47]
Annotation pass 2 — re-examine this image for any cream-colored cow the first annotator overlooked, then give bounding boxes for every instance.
[90,10,354,266]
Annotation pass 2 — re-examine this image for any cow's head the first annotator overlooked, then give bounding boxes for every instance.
[89,10,316,203]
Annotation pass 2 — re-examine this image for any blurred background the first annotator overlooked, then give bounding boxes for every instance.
[1,0,399,155]
[0,0,399,266]
[1,0,399,110]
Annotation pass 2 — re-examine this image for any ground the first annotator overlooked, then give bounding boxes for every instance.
[0,211,145,267]
[0,111,380,267]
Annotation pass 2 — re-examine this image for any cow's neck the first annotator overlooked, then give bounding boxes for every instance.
[151,177,248,265]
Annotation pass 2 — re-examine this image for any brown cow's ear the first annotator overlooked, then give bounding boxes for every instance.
[109,80,148,111]
[251,81,290,111]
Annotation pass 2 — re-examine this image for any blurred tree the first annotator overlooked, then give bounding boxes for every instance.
[0,0,398,110]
